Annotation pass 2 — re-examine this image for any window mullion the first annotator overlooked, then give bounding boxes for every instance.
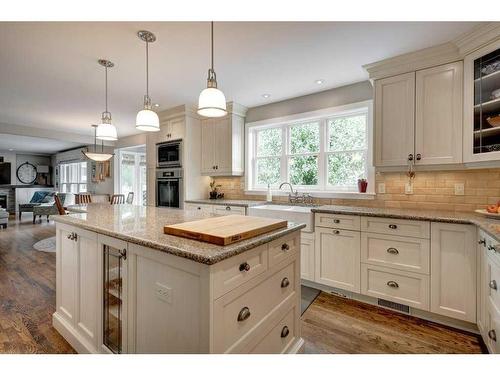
[281,125,288,183]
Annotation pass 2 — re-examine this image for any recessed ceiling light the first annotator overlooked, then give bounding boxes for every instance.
[8,149,14,151]
[262,94,271,99]
[315,79,325,85]
[154,103,160,108]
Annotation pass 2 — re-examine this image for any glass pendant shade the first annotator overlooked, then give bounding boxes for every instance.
[96,122,118,141]
[82,151,114,162]
[198,87,227,117]
[136,108,160,131]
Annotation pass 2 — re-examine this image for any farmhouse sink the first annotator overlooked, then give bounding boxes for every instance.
[247,204,314,232]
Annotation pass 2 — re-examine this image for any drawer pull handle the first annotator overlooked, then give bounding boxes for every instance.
[488,329,497,342]
[387,247,399,255]
[478,239,486,246]
[281,243,290,251]
[488,245,495,252]
[281,326,290,338]
[239,262,250,272]
[386,281,399,288]
[237,307,251,322]
[281,277,290,288]
[388,224,398,230]
[67,234,72,239]
[333,230,340,235]
[226,206,231,211]
[490,280,498,291]
[197,207,201,210]
[333,219,340,224]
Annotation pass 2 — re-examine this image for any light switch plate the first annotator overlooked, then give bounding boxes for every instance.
[155,282,173,304]
[378,183,386,194]
[405,182,413,195]
[454,183,465,196]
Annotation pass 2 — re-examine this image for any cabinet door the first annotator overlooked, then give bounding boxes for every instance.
[214,117,232,173]
[430,223,476,323]
[374,72,415,167]
[201,119,216,174]
[57,226,79,324]
[169,117,185,141]
[146,133,157,168]
[315,227,360,292]
[300,233,315,282]
[415,62,463,165]
[477,232,488,336]
[76,229,99,350]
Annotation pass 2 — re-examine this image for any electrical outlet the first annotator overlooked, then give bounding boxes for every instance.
[155,282,172,304]
[454,183,465,196]
[405,182,413,195]
[378,183,386,194]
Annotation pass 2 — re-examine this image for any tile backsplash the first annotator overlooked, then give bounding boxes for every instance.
[212,168,500,212]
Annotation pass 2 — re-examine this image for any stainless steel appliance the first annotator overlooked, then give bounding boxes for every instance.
[157,140,182,168]
[156,168,183,208]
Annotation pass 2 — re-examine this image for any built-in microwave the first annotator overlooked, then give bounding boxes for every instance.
[157,140,182,168]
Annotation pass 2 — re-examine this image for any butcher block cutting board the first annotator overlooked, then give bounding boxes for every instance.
[164,215,288,246]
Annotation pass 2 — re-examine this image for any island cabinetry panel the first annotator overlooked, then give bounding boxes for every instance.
[430,222,476,323]
[300,232,315,282]
[184,202,246,216]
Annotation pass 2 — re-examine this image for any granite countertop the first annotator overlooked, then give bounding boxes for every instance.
[184,199,267,208]
[54,203,305,265]
[312,205,500,242]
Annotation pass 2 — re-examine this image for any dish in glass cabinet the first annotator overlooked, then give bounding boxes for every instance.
[475,209,500,220]
[485,144,500,152]
[481,61,500,76]
[491,89,500,100]
[486,114,500,127]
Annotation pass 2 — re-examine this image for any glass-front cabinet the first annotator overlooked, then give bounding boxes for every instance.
[103,244,127,353]
[464,40,500,162]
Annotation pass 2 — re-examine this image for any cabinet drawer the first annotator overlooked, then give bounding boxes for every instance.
[361,264,430,310]
[487,255,500,314]
[213,244,268,298]
[315,213,360,231]
[487,302,500,354]
[268,232,300,267]
[184,203,213,213]
[361,232,430,274]
[248,305,296,354]
[361,217,430,239]
[213,261,296,352]
[213,205,246,216]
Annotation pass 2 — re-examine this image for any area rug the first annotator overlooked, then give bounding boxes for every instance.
[33,236,56,253]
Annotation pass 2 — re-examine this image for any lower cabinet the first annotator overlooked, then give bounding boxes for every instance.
[300,232,315,282]
[430,223,476,323]
[314,227,360,292]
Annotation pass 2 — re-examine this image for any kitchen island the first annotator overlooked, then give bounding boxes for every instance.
[51,203,304,354]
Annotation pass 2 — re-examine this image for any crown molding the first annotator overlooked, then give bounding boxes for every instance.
[453,22,500,55]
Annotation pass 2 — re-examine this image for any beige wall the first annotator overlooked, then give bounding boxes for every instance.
[211,168,500,212]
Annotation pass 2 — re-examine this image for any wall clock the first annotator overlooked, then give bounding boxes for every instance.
[16,162,37,184]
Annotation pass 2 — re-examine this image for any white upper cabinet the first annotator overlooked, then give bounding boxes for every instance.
[415,62,463,165]
[374,72,415,167]
[463,39,500,163]
[201,103,246,177]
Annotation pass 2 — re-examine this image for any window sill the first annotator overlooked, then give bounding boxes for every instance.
[244,189,376,200]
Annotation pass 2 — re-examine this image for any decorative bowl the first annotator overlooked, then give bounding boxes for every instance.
[486,114,500,127]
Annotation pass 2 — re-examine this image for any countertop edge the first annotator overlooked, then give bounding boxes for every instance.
[184,199,267,208]
[52,215,305,265]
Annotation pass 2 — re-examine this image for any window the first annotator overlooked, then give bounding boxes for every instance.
[247,101,373,195]
[59,162,87,193]
[117,150,147,205]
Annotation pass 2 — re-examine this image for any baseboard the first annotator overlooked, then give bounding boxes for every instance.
[52,312,98,354]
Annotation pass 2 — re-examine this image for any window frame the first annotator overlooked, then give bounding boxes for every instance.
[245,100,374,198]
[59,161,88,194]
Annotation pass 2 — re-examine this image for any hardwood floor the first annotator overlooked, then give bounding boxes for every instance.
[0,215,75,353]
[301,292,486,354]
[0,215,486,354]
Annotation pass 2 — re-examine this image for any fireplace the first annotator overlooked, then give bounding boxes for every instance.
[0,194,6,210]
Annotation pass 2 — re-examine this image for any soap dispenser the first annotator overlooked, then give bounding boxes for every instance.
[266,184,273,202]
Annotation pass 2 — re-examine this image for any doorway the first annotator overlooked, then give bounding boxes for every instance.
[115,145,147,205]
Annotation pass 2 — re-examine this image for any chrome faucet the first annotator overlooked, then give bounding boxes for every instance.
[279,182,295,195]
[278,182,314,205]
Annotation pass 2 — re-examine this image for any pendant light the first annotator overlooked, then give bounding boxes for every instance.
[96,59,118,141]
[197,21,227,118]
[82,125,114,162]
[136,30,160,132]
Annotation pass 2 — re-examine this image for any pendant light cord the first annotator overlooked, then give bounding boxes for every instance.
[146,39,149,97]
[211,21,214,71]
[105,66,108,112]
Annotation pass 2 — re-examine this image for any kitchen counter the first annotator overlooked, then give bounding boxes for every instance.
[56,203,304,265]
[312,205,500,241]
[184,199,267,207]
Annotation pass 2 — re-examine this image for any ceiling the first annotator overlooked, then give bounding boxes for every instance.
[0,22,481,140]
[0,134,82,154]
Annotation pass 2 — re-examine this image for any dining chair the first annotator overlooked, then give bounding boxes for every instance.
[126,192,134,204]
[76,193,92,204]
[54,195,67,216]
[110,194,125,205]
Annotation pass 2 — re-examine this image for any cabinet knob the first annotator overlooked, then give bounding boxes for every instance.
[281,277,290,288]
[488,329,497,342]
[416,153,421,161]
[478,239,486,246]
[333,219,340,224]
[237,307,251,322]
[388,224,398,230]
[281,326,290,338]
[215,165,218,170]
[281,243,290,251]
[488,245,495,252]
[408,154,414,161]
[239,262,250,272]
[67,234,72,239]
[489,280,498,291]
[387,247,399,255]
[333,230,340,235]
[197,207,201,210]
[387,280,399,288]
[225,206,231,211]
[118,248,127,260]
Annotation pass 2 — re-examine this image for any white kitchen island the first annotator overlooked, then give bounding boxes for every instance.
[52,203,304,354]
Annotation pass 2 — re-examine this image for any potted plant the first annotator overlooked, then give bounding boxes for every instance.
[209,180,222,199]
[358,178,368,193]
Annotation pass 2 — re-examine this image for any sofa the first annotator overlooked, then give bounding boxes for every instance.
[18,191,55,220]
[33,193,70,223]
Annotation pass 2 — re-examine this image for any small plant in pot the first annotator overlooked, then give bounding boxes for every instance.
[358,178,368,193]
[209,180,222,199]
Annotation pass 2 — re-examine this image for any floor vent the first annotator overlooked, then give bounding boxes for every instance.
[378,299,410,313]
